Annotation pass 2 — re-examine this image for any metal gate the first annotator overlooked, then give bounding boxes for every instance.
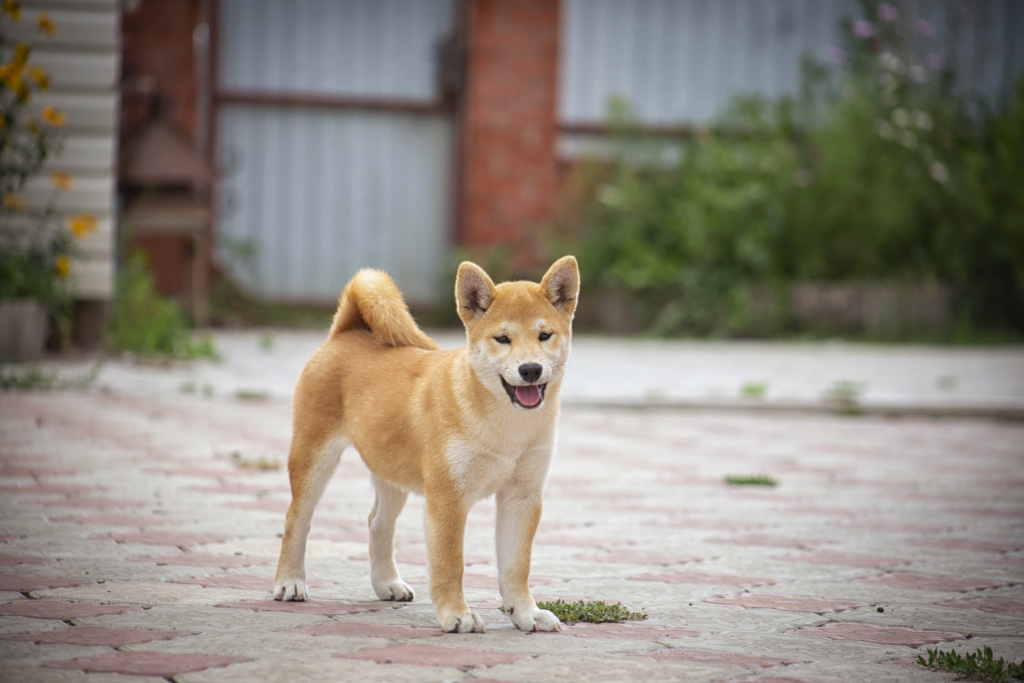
[215,0,455,306]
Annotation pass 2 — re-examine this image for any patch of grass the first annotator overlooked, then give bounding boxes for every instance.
[234,388,268,401]
[535,599,647,625]
[0,362,101,391]
[741,381,768,398]
[724,474,778,487]
[823,380,864,415]
[230,451,281,471]
[917,646,1024,682]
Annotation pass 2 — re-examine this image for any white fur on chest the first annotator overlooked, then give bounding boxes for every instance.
[445,418,554,501]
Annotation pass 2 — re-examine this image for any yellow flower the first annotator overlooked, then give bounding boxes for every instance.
[12,42,30,68]
[2,193,25,210]
[2,1,21,21]
[50,171,73,190]
[27,65,49,90]
[69,213,98,238]
[55,255,70,278]
[41,104,65,127]
[37,11,55,35]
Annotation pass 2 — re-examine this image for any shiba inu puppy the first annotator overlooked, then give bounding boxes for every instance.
[273,256,579,633]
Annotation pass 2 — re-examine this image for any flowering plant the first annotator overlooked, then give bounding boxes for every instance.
[1,1,97,319]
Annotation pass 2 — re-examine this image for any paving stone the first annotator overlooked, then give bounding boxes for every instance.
[0,555,48,566]
[279,622,445,639]
[855,573,1006,592]
[631,648,803,669]
[777,551,910,568]
[127,553,273,568]
[910,537,1024,553]
[564,623,702,640]
[707,535,835,550]
[90,532,236,547]
[215,599,388,615]
[1,626,190,646]
[0,575,95,592]
[704,594,867,615]
[46,514,173,527]
[335,643,530,670]
[0,601,143,620]
[788,622,964,647]
[44,652,249,676]
[937,598,1024,614]
[170,574,279,591]
[629,571,777,587]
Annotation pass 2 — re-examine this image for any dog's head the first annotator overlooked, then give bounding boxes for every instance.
[456,256,579,410]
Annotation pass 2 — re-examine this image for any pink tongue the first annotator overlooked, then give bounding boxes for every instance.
[515,385,541,406]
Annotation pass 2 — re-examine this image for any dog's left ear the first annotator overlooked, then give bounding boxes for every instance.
[540,255,579,318]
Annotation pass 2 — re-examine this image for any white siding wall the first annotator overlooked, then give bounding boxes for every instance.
[13,0,120,300]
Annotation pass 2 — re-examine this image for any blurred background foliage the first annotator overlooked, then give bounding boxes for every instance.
[553,0,1024,340]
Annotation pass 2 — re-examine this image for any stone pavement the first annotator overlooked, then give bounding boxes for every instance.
[1,330,1022,681]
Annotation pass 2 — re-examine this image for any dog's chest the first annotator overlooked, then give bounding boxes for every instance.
[446,435,541,500]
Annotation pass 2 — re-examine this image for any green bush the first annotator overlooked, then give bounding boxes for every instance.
[560,0,1024,338]
[108,252,217,359]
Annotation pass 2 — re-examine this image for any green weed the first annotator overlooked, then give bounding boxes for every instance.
[234,389,268,401]
[741,381,768,398]
[917,646,1024,682]
[535,599,647,625]
[823,380,863,415]
[0,362,100,391]
[724,474,778,486]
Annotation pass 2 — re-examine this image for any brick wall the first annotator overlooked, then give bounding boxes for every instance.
[120,0,202,149]
[457,0,560,264]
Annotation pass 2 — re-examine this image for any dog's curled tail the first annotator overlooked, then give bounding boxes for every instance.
[329,269,438,350]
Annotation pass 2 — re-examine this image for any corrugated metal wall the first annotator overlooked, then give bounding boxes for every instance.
[561,0,1024,128]
[8,0,120,300]
[215,0,454,305]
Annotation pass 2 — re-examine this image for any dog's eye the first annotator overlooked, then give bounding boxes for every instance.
[494,335,511,344]
[539,332,552,341]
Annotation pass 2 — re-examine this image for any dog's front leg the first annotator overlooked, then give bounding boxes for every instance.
[425,490,484,633]
[496,483,562,632]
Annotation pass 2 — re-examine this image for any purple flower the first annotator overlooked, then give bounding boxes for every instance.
[827,46,847,65]
[917,18,935,36]
[878,4,898,21]
[854,20,875,38]
[927,52,943,70]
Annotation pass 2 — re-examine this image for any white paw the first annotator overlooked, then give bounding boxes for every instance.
[373,578,415,602]
[439,610,486,633]
[509,606,562,632]
[273,578,308,601]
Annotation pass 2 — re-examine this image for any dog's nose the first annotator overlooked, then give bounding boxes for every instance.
[518,363,543,383]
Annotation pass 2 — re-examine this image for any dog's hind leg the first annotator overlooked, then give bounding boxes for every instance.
[274,433,347,601]
[368,474,415,601]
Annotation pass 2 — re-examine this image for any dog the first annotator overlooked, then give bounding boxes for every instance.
[273,256,579,633]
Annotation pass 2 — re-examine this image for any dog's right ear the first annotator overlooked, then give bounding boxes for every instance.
[456,261,497,324]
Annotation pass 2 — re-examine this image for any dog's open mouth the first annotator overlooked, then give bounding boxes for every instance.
[500,378,547,409]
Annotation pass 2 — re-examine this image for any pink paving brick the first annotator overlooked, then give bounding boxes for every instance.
[37,497,146,509]
[216,599,387,615]
[335,643,529,670]
[127,553,273,568]
[2,626,190,646]
[704,594,867,614]
[778,551,910,568]
[629,571,776,587]
[91,531,235,547]
[189,483,281,496]
[937,598,1024,614]
[533,533,636,548]
[708,534,834,549]
[48,513,173,527]
[45,652,249,676]
[348,549,492,566]
[956,506,1024,518]
[788,622,963,647]
[0,601,142,619]
[631,649,802,668]
[0,574,94,592]
[280,622,445,639]
[0,466,77,477]
[171,574,284,591]
[582,551,704,566]
[230,499,290,514]
[565,623,701,640]
[842,519,955,533]
[856,573,1005,592]
[658,518,767,531]
[0,555,47,566]
[0,484,101,495]
[739,678,814,683]
[780,505,864,517]
[310,530,370,543]
[910,537,1024,553]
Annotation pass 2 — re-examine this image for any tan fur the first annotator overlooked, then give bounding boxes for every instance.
[274,257,579,633]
